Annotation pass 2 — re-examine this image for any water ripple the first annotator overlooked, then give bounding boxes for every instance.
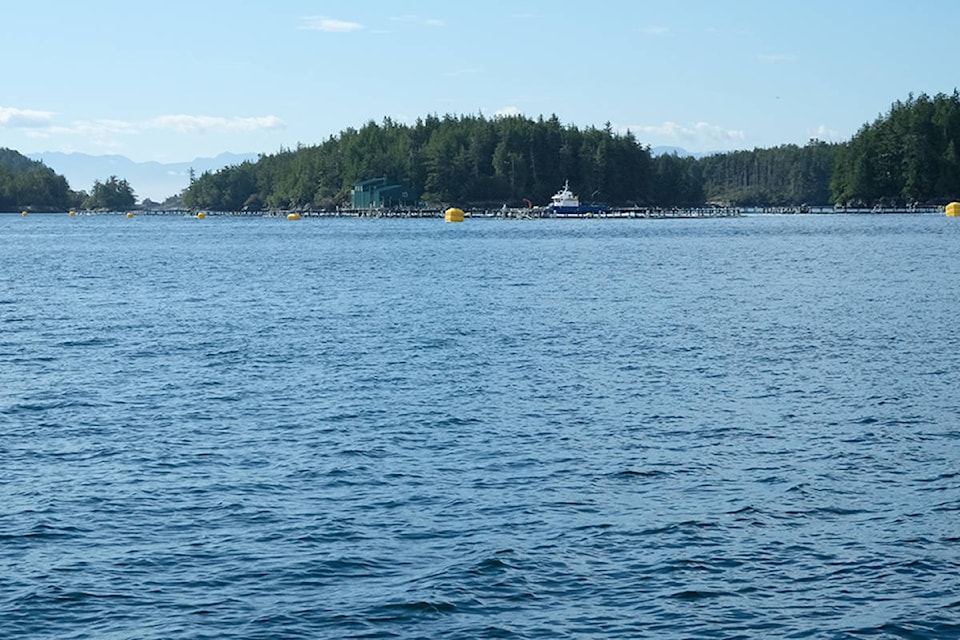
[2,215,959,638]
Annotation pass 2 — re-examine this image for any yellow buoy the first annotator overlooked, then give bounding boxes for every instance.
[21,211,27,217]
[287,212,302,220]
[68,210,76,217]
[126,212,134,218]
[197,211,206,219]
[444,207,465,223]
[946,202,960,217]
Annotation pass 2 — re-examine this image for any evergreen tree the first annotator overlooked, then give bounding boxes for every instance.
[83,175,136,210]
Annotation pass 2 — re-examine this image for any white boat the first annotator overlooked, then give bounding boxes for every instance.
[547,181,605,214]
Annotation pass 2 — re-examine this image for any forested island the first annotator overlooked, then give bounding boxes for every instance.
[0,148,136,212]
[4,91,960,212]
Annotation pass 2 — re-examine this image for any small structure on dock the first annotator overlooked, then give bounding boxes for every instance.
[351,177,419,210]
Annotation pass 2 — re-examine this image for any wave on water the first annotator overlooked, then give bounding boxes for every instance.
[2,215,960,638]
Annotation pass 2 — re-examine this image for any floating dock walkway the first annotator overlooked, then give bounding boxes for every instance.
[15,205,946,218]
[149,206,745,219]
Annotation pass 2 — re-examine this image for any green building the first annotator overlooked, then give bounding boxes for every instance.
[351,177,419,209]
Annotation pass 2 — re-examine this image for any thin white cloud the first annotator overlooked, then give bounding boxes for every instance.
[148,115,285,134]
[25,114,284,140]
[640,26,670,36]
[809,124,842,142]
[26,119,138,140]
[24,120,139,153]
[758,53,798,64]
[73,119,140,135]
[299,16,364,33]
[626,121,746,143]
[390,15,445,27]
[495,107,521,118]
[0,106,55,128]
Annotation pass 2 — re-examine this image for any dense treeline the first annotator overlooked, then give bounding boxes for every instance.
[182,92,960,210]
[6,92,960,211]
[651,93,960,206]
[699,141,839,206]
[182,114,705,211]
[0,148,77,211]
[831,91,960,206]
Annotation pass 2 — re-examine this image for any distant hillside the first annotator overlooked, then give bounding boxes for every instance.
[183,115,708,210]
[0,148,75,211]
[27,151,259,203]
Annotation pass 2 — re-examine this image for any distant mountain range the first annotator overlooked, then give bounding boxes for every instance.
[27,151,260,203]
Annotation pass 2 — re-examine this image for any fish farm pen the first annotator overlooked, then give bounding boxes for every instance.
[33,205,947,218]
[130,206,746,219]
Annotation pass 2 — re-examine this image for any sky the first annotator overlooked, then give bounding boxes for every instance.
[2,0,959,164]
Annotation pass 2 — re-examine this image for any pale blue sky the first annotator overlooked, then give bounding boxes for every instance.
[2,0,957,162]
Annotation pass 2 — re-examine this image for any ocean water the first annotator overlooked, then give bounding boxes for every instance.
[1,212,959,639]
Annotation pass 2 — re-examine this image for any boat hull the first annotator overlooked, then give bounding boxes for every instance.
[549,204,607,215]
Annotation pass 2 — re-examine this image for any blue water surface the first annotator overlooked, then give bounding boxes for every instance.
[1,212,959,639]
